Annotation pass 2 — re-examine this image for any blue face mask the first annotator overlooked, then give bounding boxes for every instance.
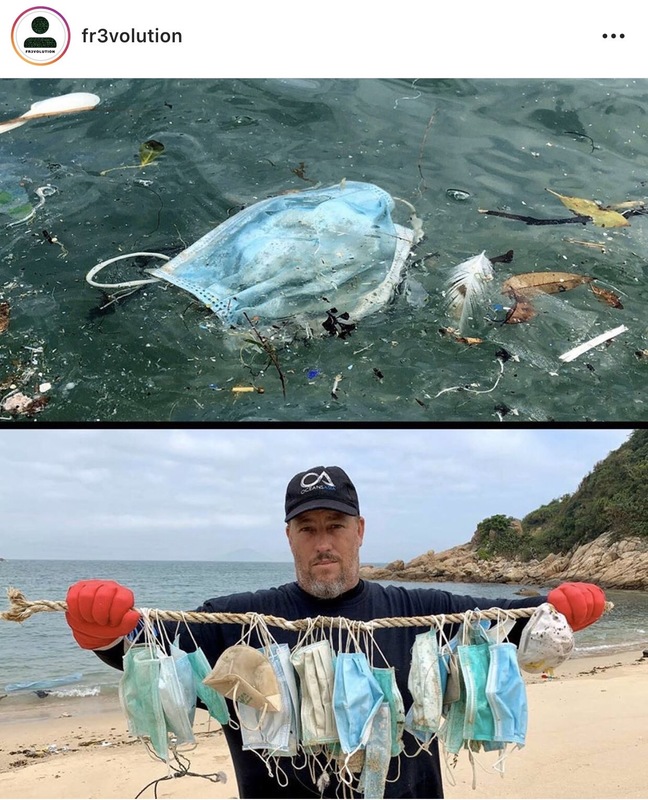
[87,181,415,334]
[485,642,528,747]
[333,651,385,755]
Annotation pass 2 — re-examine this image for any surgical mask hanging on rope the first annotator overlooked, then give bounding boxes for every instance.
[85,181,420,336]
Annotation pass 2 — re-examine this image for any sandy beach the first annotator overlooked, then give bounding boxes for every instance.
[1,649,646,799]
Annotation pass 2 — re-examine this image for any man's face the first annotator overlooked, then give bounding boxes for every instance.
[286,508,365,599]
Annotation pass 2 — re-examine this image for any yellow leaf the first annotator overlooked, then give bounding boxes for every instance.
[546,189,629,227]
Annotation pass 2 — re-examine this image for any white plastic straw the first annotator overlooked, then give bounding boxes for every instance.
[559,324,628,363]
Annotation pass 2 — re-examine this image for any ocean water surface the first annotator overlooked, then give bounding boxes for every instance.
[1,559,646,714]
[1,78,648,422]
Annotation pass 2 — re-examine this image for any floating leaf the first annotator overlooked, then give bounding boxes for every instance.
[438,326,483,345]
[0,301,9,333]
[590,283,623,308]
[101,140,165,176]
[502,271,593,299]
[503,299,537,324]
[139,140,164,167]
[546,189,629,228]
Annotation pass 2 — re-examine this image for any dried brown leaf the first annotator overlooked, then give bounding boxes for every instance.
[504,299,537,324]
[590,283,623,309]
[502,271,593,299]
[0,301,9,333]
[438,326,483,345]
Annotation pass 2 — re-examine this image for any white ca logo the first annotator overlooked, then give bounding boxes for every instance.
[300,470,335,489]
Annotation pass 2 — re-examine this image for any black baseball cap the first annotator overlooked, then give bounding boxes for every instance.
[285,466,360,522]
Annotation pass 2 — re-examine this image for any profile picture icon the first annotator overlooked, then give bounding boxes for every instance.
[12,7,70,65]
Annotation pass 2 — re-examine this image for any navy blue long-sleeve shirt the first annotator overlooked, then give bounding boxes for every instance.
[97,579,545,799]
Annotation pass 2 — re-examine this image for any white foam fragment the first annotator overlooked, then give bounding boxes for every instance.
[559,324,628,363]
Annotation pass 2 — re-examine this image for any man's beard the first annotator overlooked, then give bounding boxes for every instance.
[297,554,359,599]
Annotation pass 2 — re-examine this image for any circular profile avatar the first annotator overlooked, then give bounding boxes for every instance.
[12,7,70,65]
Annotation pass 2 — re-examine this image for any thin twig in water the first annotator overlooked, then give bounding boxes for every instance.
[243,313,286,399]
[416,112,436,197]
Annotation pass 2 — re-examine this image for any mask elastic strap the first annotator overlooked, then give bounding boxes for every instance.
[178,610,201,652]
[85,251,169,290]
[385,752,402,784]
[230,683,267,732]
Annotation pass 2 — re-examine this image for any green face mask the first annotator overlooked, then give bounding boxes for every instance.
[457,642,495,745]
[372,666,405,757]
[186,646,230,725]
[119,645,168,760]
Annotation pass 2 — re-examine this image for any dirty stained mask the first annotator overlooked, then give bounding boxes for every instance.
[372,666,405,757]
[290,639,339,747]
[144,181,415,330]
[407,630,444,734]
[203,644,282,711]
[238,644,299,756]
[517,602,575,673]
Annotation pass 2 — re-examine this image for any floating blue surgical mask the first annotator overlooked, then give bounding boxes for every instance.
[290,639,339,747]
[406,630,444,735]
[485,642,527,747]
[119,645,168,760]
[372,666,405,756]
[457,642,495,745]
[87,181,416,335]
[185,646,230,725]
[333,651,385,755]
[358,703,392,799]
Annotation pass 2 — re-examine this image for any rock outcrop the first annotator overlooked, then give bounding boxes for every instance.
[360,532,648,590]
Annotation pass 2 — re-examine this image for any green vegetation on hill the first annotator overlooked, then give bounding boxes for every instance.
[475,430,647,561]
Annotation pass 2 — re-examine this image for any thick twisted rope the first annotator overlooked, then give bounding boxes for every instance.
[1,587,613,632]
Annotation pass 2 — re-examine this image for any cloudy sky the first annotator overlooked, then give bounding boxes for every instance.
[0,428,632,564]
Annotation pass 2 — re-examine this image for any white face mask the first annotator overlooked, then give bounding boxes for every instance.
[238,643,300,757]
[517,602,575,673]
[406,630,444,735]
[289,639,339,747]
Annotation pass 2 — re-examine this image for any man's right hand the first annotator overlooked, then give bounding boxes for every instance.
[65,580,140,650]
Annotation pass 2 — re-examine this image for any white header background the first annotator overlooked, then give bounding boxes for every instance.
[0,0,644,79]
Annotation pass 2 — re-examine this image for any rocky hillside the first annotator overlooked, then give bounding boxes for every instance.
[360,532,648,590]
[361,430,648,590]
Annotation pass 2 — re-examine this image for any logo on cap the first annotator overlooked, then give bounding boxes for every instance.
[300,470,335,492]
[12,7,71,66]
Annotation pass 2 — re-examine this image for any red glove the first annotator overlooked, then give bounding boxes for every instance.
[65,580,140,650]
[547,582,606,632]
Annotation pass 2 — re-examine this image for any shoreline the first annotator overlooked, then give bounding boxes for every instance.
[1,648,647,799]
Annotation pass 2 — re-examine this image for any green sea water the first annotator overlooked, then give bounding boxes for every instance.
[1,78,647,422]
